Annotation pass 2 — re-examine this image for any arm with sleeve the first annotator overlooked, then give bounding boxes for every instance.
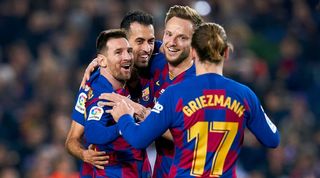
[117,89,173,149]
[71,89,88,126]
[246,89,280,148]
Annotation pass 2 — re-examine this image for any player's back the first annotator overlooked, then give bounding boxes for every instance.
[166,73,279,177]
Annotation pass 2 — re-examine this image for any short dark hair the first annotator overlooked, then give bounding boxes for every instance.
[120,11,154,31]
[96,29,127,53]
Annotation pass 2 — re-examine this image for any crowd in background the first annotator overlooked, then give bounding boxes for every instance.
[0,0,319,177]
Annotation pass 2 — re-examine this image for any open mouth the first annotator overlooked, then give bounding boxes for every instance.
[166,47,180,56]
[121,63,132,70]
[168,47,179,52]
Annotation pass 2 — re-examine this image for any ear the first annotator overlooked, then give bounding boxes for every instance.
[223,47,230,61]
[97,54,107,68]
[191,48,196,61]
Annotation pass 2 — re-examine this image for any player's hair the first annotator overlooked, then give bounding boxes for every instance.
[120,11,154,32]
[96,29,127,53]
[191,23,231,64]
[165,5,204,30]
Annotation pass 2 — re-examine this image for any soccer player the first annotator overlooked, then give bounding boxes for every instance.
[150,6,203,178]
[108,22,281,178]
[120,11,157,109]
[83,29,151,177]
[66,11,158,177]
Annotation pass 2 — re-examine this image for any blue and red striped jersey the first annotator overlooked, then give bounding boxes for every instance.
[151,59,196,178]
[117,73,280,178]
[71,70,100,126]
[137,77,155,108]
[81,69,150,177]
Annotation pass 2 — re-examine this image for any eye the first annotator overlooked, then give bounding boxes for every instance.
[164,31,171,37]
[179,35,188,41]
[136,39,143,45]
[148,39,155,45]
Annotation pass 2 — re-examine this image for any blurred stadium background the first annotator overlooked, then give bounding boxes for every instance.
[0,0,319,177]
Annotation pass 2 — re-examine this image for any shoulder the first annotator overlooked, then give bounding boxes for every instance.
[150,52,167,72]
[162,78,194,95]
[85,73,114,106]
[221,76,258,101]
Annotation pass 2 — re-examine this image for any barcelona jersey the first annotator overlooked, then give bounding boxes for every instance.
[151,57,196,178]
[117,73,280,178]
[71,70,100,126]
[137,41,165,108]
[71,70,100,178]
[72,69,151,177]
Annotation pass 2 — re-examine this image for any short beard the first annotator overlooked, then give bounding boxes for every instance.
[166,49,190,67]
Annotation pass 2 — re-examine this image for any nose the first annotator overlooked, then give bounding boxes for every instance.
[123,50,133,61]
[141,42,152,53]
[166,36,177,47]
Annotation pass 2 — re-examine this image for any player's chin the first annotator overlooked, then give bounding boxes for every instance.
[136,62,148,68]
[121,73,131,80]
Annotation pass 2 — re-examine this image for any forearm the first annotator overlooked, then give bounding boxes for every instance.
[118,114,167,149]
[118,115,151,149]
[65,136,86,161]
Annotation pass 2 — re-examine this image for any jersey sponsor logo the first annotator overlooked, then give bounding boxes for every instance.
[160,88,165,95]
[87,106,104,121]
[155,80,160,86]
[151,102,163,114]
[142,87,150,101]
[75,92,87,114]
[261,106,277,133]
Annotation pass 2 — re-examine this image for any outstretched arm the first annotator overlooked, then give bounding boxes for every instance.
[100,93,173,141]
[99,93,149,122]
[107,100,171,149]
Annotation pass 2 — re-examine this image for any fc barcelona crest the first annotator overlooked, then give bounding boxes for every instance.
[142,87,150,101]
[88,89,94,100]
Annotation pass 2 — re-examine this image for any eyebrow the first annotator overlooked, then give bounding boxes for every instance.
[135,37,155,41]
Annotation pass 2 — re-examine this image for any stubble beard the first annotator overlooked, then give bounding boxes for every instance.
[166,49,190,67]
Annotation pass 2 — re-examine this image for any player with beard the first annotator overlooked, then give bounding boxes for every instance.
[66,11,160,177]
[82,29,149,177]
[108,22,280,178]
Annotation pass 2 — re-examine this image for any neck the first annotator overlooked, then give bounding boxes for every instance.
[100,68,125,90]
[168,56,193,78]
[196,61,223,76]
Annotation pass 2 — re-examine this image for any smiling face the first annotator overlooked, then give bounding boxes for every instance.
[128,22,155,68]
[101,38,134,81]
[162,17,194,66]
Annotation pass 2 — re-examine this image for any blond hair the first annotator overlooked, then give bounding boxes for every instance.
[165,5,203,30]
